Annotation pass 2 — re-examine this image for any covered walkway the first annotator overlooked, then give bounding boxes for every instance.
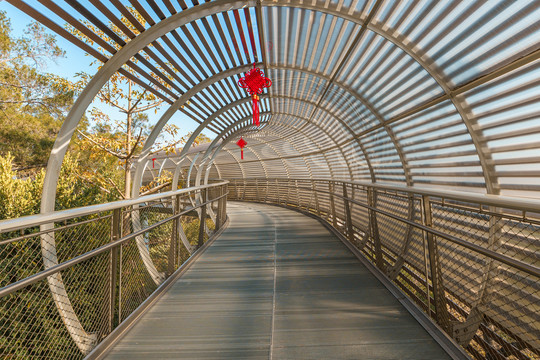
[103,202,451,359]
[1,1,539,359]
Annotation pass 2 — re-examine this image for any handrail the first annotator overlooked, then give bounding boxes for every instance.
[270,182,540,278]
[1,181,230,358]
[0,194,226,298]
[0,181,229,233]
[225,177,540,213]
[226,177,540,359]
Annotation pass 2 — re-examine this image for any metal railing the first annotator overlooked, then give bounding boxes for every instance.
[227,178,540,360]
[0,181,228,359]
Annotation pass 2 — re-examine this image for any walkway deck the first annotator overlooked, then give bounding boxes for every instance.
[105,202,451,359]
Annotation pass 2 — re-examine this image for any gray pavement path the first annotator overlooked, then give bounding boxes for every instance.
[105,202,451,359]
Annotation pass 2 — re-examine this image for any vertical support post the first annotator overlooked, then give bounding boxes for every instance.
[255,178,260,201]
[168,196,178,275]
[108,208,121,333]
[265,180,269,203]
[295,180,301,208]
[368,187,384,269]
[342,183,354,242]
[287,179,291,205]
[276,179,280,205]
[216,186,223,230]
[312,180,320,216]
[175,195,182,265]
[198,188,207,249]
[223,184,228,222]
[421,195,450,331]
[329,182,337,227]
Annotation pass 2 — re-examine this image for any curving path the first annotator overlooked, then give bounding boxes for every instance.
[104,202,451,359]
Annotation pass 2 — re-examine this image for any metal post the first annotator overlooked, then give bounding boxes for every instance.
[368,187,384,269]
[329,182,337,227]
[216,186,223,230]
[421,195,450,331]
[168,196,178,275]
[223,184,228,221]
[255,178,260,201]
[108,208,121,333]
[276,179,280,205]
[198,188,207,249]
[312,180,320,216]
[343,183,354,242]
[295,180,301,208]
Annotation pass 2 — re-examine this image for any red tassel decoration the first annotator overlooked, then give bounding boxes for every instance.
[252,94,260,126]
[238,64,271,126]
[236,137,247,160]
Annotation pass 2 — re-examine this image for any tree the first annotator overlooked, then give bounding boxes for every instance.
[68,7,184,200]
[0,11,74,169]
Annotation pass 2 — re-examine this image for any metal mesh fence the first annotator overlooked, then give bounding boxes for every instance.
[227,178,540,360]
[0,183,228,359]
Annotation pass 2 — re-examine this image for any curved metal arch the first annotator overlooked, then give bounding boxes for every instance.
[148,95,270,192]
[37,3,256,352]
[211,127,316,181]
[269,94,375,180]
[131,63,256,197]
[42,0,255,213]
[161,87,377,190]
[206,111,354,180]
[263,0,496,192]
[194,113,332,188]
[200,113,320,179]
[245,133,314,179]
[201,113,351,186]
[267,65,409,185]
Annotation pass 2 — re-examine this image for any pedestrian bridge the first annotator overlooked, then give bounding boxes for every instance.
[104,202,452,360]
[2,0,540,359]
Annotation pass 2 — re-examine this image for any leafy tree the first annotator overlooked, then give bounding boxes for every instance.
[0,11,74,169]
[68,7,184,200]
[0,152,112,220]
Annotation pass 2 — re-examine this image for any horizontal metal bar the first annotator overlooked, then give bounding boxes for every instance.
[226,177,540,213]
[230,180,540,278]
[0,213,113,245]
[0,191,228,298]
[0,182,228,233]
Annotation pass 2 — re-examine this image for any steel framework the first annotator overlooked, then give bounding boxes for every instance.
[2,0,540,359]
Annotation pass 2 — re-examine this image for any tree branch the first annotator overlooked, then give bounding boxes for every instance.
[139,181,172,197]
[76,129,127,159]
[125,127,144,160]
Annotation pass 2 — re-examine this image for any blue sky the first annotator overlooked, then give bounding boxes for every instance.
[0,1,205,143]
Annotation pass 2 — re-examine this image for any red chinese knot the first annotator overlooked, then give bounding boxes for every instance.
[236,137,247,160]
[238,64,272,126]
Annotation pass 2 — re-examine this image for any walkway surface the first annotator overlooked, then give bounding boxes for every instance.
[105,202,451,359]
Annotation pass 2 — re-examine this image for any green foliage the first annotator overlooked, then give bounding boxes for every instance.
[0,152,113,220]
[0,11,74,168]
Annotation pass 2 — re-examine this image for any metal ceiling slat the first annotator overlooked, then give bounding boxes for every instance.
[66,0,126,46]
[129,0,156,26]
[213,13,239,68]
[232,9,251,62]
[200,17,230,70]
[222,11,245,65]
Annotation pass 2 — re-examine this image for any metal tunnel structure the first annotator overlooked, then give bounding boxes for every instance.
[2,0,540,359]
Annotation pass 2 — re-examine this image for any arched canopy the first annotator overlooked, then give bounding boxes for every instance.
[8,0,540,200]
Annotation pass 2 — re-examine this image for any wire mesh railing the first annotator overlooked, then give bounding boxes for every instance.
[0,181,228,359]
[228,178,540,360]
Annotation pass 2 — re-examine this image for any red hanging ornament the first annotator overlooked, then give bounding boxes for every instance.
[238,63,272,126]
[236,137,247,160]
